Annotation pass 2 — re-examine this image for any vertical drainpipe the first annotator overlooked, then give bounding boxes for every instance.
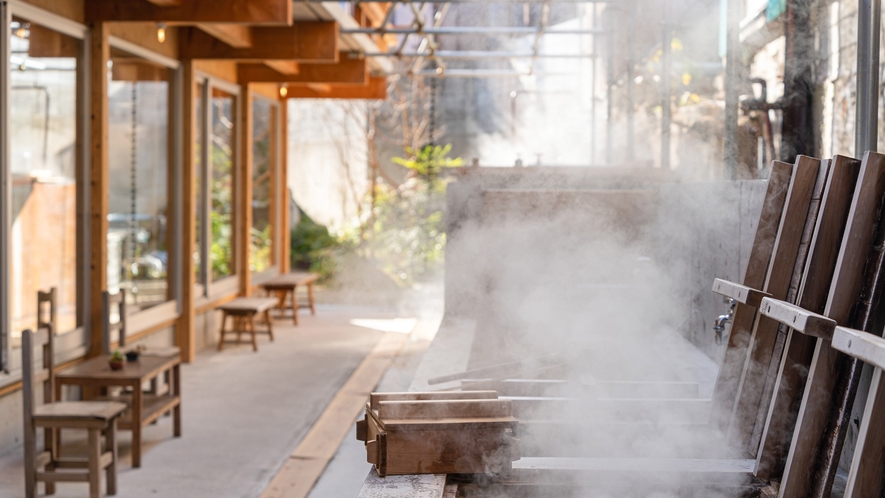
[661,6,671,170]
[723,0,740,179]
[856,0,881,155]
[0,1,9,372]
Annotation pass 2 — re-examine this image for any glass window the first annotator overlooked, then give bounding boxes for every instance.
[250,98,275,273]
[8,19,81,346]
[210,88,236,281]
[107,49,171,312]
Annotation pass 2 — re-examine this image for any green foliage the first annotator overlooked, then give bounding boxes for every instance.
[210,138,234,279]
[392,144,464,180]
[109,350,124,362]
[250,225,272,273]
[290,214,342,281]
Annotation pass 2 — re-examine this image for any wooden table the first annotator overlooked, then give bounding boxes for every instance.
[217,297,277,351]
[56,353,182,468]
[260,272,319,325]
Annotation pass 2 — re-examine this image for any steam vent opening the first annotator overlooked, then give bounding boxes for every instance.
[1,1,885,498]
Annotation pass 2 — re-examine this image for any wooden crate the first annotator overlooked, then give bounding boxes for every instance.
[356,391,520,477]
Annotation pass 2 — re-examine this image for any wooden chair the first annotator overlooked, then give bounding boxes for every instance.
[101,290,126,355]
[217,297,278,351]
[22,327,126,498]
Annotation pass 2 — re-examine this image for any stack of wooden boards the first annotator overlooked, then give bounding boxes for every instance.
[355,391,520,477]
[362,152,885,497]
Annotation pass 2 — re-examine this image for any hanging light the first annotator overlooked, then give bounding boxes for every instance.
[14,22,28,39]
[279,84,288,98]
[156,23,167,44]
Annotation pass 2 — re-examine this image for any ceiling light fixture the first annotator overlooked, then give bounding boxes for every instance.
[156,23,167,44]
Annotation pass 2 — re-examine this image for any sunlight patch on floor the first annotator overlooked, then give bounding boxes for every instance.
[349,318,417,335]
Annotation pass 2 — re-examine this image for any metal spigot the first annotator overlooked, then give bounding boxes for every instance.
[713,298,736,345]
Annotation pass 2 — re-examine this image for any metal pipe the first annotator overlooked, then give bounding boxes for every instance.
[341,27,607,35]
[723,0,740,179]
[855,0,881,155]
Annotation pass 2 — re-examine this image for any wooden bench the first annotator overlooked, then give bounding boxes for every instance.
[259,272,318,325]
[217,297,278,352]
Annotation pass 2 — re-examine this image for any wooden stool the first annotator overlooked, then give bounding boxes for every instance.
[217,298,278,352]
[260,272,319,325]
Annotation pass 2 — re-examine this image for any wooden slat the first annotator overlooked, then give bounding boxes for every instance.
[370,391,498,411]
[282,77,388,100]
[196,23,253,48]
[759,298,838,340]
[709,161,793,430]
[146,0,183,5]
[754,155,860,479]
[378,399,511,420]
[179,24,338,62]
[711,278,770,307]
[780,151,885,497]
[725,155,823,448]
[844,368,885,496]
[176,61,197,363]
[831,327,885,370]
[238,57,368,85]
[86,0,292,24]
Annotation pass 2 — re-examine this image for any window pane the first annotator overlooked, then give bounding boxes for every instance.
[8,20,81,346]
[211,88,236,280]
[107,51,170,312]
[250,98,274,272]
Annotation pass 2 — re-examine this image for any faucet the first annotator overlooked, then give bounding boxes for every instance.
[713,298,736,345]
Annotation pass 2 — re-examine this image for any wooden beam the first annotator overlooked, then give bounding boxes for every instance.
[89,22,110,358]
[759,297,838,340]
[711,278,770,307]
[263,61,299,75]
[176,60,197,364]
[146,0,183,6]
[241,86,254,296]
[238,56,366,85]
[111,61,169,82]
[179,23,338,62]
[27,23,79,58]
[282,76,387,99]
[86,0,292,24]
[280,99,290,273]
[196,23,252,48]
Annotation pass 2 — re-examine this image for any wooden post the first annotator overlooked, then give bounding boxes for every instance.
[280,97,290,273]
[241,85,254,295]
[88,22,110,358]
[176,60,197,363]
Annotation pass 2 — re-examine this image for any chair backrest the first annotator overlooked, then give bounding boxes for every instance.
[36,289,56,406]
[21,328,51,424]
[102,289,127,354]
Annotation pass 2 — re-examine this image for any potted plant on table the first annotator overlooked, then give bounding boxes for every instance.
[109,350,125,371]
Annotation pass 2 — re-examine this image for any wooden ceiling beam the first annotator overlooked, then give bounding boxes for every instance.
[86,0,292,25]
[196,24,252,48]
[283,76,388,100]
[238,55,366,85]
[145,0,183,6]
[180,23,338,62]
[263,61,300,75]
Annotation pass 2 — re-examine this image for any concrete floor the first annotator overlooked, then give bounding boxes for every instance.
[0,305,419,498]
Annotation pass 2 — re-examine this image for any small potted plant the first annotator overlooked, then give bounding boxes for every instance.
[109,350,125,371]
[125,345,144,362]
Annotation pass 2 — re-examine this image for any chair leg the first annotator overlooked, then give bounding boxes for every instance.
[249,315,258,352]
[87,428,101,498]
[45,427,56,495]
[106,419,118,496]
[24,425,36,498]
[308,283,316,315]
[265,309,274,342]
[292,289,300,326]
[236,316,243,344]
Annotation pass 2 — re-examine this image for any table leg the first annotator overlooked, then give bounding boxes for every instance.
[172,364,182,438]
[87,428,101,498]
[54,382,63,459]
[131,384,143,468]
[106,418,117,495]
[308,282,316,315]
[292,288,299,326]
[265,309,274,342]
[217,312,228,351]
